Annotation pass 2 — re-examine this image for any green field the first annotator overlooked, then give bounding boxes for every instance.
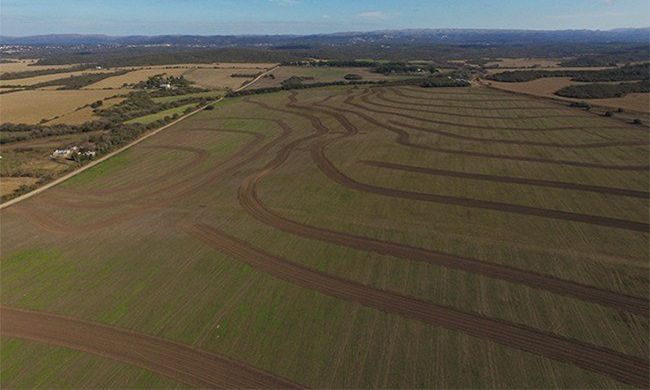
[1,85,648,388]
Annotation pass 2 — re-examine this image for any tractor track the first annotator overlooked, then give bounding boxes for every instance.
[374,90,587,119]
[186,223,649,388]
[0,306,301,389]
[385,118,647,149]
[360,160,650,199]
[288,94,648,231]
[359,91,632,132]
[317,93,649,171]
[18,125,291,234]
[241,95,649,314]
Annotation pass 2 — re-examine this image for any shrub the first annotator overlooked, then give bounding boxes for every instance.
[344,74,363,81]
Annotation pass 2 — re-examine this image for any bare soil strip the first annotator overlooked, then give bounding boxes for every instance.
[320,94,649,171]
[0,306,300,388]
[241,97,649,314]
[187,224,650,388]
[360,160,650,199]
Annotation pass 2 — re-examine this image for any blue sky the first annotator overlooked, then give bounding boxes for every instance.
[1,0,648,36]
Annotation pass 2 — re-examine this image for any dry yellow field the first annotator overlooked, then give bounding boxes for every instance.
[251,66,399,89]
[0,59,78,74]
[0,69,114,87]
[485,66,616,74]
[182,67,263,89]
[0,177,39,197]
[487,77,650,113]
[83,68,188,89]
[83,63,278,89]
[0,89,129,124]
[47,96,125,125]
[588,93,650,113]
[488,77,578,96]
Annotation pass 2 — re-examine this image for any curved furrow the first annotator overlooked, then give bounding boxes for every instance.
[0,306,301,389]
[359,91,631,132]
[386,119,647,149]
[318,95,649,171]
[20,125,291,234]
[360,160,650,199]
[67,144,211,199]
[187,224,649,388]
[375,90,586,119]
[242,96,649,314]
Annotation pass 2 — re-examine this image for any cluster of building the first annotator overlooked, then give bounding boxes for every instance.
[51,146,96,160]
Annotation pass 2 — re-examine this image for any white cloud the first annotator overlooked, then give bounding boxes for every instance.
[357,11,388,20]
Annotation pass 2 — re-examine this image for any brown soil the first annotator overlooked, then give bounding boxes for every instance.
[0,306,300,388]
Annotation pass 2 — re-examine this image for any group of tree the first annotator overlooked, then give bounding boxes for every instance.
[0,64,94,81]
[133,74,191,89]
[230,72,262,78]
[420,77,471,88]
[372,62,437,75]
[487,63,649,83]
[556,80,649,99]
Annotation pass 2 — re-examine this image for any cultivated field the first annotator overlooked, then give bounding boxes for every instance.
[0,89,128,124]
[0,69,115,87]
[250,66,403,89]
[0,59,79,74]
[0,177,39,197]
[182,67,266,90]
[1,85,648,388]
[83,68,188,89]
[488,77,650,113]
[485,57,562,68]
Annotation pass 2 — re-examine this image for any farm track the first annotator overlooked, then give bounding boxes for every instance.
[360,91,632,132]
[242,96,649,314]
[360,160,650,199]
[320,94,649,171]
[187,224,650,388]
[0,306,300,389]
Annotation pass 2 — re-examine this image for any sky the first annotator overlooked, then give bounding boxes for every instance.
[1,0,648,36]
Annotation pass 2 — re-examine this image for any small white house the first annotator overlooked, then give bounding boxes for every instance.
[160,83,172,89]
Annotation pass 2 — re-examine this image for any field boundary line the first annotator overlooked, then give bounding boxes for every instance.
[0,64,278,210]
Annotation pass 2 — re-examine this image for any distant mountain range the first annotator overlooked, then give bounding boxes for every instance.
[2,28,649,47]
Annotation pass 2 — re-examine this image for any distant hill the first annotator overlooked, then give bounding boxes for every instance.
[2,28,649,47]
